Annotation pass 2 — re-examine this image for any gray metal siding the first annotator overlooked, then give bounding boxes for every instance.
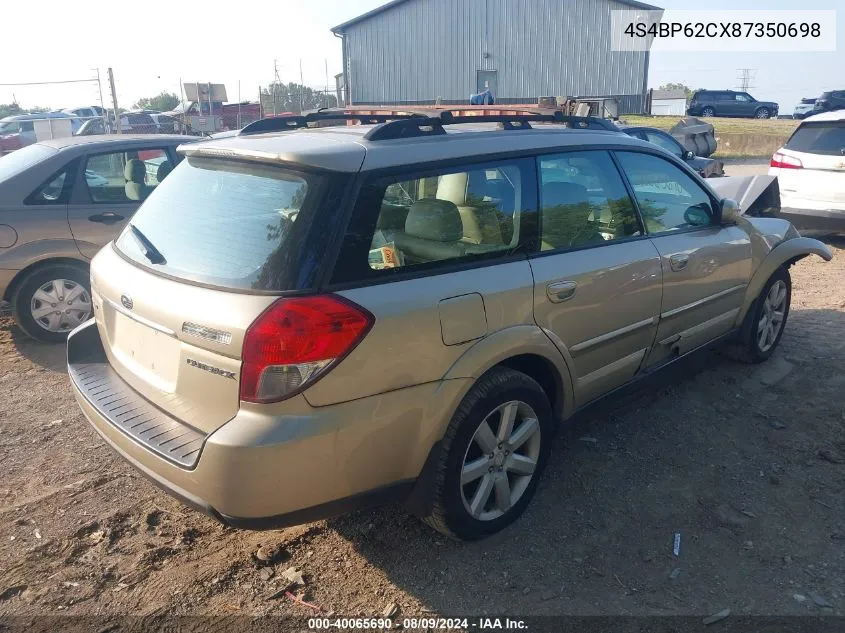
[343,0,647,110]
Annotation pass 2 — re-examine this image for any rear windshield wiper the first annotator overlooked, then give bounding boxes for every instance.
[128,224,167,265]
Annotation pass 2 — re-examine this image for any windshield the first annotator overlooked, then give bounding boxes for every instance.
[114,157,326,291]
[0,144,57,182]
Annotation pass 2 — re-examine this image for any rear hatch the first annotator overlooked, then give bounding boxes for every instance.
[93,155,331,434]
[774,119,845,207]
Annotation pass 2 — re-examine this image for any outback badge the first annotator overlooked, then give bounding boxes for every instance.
[186,358,236,380]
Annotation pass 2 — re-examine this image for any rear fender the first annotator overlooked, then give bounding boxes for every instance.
[737,237,832,325]
[440,324,576,420]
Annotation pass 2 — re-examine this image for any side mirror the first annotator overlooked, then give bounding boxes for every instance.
[719,198,741,225]
[684,150,696,160]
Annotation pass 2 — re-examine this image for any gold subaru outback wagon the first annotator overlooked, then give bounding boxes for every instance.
[68,111,831,540]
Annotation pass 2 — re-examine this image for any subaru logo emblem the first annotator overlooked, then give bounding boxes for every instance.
[120,294,133,310]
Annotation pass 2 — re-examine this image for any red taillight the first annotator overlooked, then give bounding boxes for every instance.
[770,152,803,169]
[240,295,374,403]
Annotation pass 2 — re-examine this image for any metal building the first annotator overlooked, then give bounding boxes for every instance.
[331,0,661,113]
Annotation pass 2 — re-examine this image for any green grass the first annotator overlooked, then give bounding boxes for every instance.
[619,115,799,136]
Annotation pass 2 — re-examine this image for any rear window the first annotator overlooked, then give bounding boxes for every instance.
[784,122,845,156]
[0,144,57,182]
[114,157,327,291]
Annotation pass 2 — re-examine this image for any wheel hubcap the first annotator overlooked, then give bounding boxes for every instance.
[757,280,787,352]
[460,400,542,522]
[30,279,92,333]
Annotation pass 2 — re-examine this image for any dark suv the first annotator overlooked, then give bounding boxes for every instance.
[688,90,779,119]
[813,90,845,115]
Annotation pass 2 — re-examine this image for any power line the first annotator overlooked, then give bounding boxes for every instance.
[0,78,96,86]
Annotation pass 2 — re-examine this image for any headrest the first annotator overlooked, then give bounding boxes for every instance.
[124,159,146,184]
[435,172,469,206]
[405,198,463,242]
[542,181,589,208]
[156,160,173,182]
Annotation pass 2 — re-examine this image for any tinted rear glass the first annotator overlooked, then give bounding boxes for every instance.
[784,122,845,156]
[0,144,57,182]
[114,157,326,291]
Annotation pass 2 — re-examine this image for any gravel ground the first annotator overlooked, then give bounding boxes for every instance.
[1,243,844,624]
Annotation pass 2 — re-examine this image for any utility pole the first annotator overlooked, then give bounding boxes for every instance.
[273,59,281,116]
[107,67,122,133]
[299,59,305,113]
[325,59,329,108]
[736,68,756,92]
[95,69,107,131]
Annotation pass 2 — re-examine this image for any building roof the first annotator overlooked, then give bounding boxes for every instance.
[332,0,663,32]
[651,89,687,101]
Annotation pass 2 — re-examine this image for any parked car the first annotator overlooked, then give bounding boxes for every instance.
[621,126,724,178]
[0,134,193,341]
[118,112,158,134]
[688,90,779,119]
[769,110,845,232]
[125,110,177,134]
[793,98,817,119]
[0,112,80,150]
[67,111,830,540]
[74,118,108,136]
[813,90,845,115]
[63,106,106,120]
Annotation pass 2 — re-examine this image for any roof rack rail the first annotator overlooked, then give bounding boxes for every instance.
[363,111,618,141]
[237,108,430,136]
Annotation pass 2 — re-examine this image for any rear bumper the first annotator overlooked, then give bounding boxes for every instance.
[67,319,467,528]
[780,207,845,233]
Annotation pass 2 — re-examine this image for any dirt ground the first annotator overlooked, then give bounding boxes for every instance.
[1,243,844,625]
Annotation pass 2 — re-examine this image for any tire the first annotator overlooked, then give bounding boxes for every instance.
[701,106,716,117]
[755,108,771,119]
[726,267,791,364]
[421,368,553,540]
[12,264,92,343]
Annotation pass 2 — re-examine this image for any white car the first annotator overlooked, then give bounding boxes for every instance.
[792,98,817,120]
[769,110,845,232]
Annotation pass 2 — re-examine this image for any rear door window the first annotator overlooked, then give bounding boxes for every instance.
[114,157,328,291]
[331,158,534,283]
[84,149,171,203]
[784,123,845,156]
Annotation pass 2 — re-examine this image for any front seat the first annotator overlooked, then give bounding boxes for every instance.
[155,160,173,183]
[393,199,467,265]
[124,159,151,201]
[541,182,603,250]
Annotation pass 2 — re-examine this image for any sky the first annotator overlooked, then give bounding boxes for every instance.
[0,0,841,114]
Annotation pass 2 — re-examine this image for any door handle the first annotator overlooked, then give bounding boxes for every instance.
[88,212,125,224]
[669,254,690,272]
[546,281,577,304]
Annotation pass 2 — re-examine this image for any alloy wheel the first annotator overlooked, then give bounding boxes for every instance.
[460,400,542,522]
[30,279,92,333]
[757,280,787,352]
